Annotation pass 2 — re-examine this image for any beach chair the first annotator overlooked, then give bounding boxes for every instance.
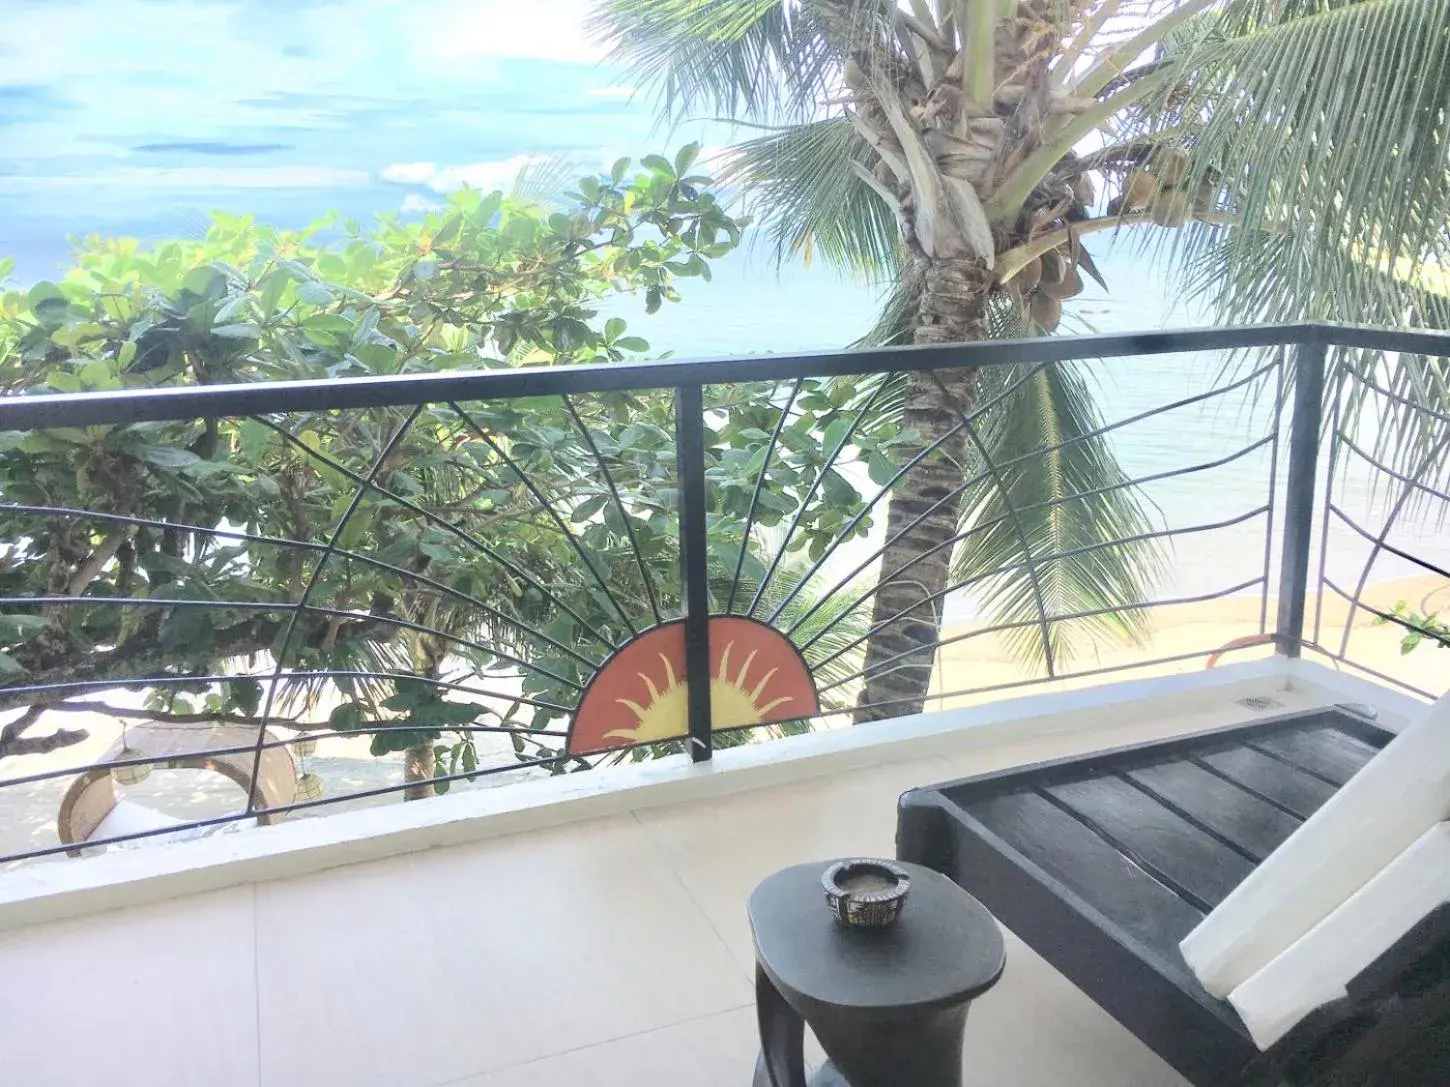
[897,697,1450,1085]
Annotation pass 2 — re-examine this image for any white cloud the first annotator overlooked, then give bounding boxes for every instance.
[0,166,369,192]
[587,86,638,101]
[380,162,440,186]
[400,193,444,215]
[420,0,600,64]
[380,154,555,194]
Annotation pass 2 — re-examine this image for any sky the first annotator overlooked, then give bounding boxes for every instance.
[0,0,730,279]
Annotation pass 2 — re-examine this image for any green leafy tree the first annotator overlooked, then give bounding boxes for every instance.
[1377,601,1450,655]
[593,0,1450,720]
[0,150,891,794]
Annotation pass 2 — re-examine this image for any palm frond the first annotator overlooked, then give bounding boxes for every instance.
[1141,0,1450,321]
[726,117,903,274]
[512,157,591,208]
[591,0,842,124]
[950,359,1167,667]
[1116,0,1450,495]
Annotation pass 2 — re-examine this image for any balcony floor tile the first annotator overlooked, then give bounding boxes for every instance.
[253,813,751,1087]
[0,886,258,1087]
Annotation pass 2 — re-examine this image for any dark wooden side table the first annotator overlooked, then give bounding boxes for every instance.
[749,860,1006,1087]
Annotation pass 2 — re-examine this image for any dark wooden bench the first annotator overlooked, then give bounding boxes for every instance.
[896,707,1450,1085]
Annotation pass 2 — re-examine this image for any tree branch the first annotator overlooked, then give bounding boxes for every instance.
[898,9,949,52]
[67,529,132,596]
[996,208,1240,284]
[0,705,89,761]
[40,700,333,731]
[1095,60,1170,100]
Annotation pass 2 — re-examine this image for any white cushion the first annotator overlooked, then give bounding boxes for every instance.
[1180,691,1450,998]
[92,799,184,845]
[1227,821,1450,1049]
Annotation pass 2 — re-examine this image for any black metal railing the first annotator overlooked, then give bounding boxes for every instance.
[0,322,1445,866]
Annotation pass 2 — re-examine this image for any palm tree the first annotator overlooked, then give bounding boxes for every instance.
[592,0,1450,721]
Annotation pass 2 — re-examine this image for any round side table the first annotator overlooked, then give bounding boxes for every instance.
[749,859,1005,1087]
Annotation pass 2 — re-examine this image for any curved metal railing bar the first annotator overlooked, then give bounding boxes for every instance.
[0,721,571,793]
[786,434,1276,640]
[808,507,1270,664]
[244,407,423,816]
[0,504,604,673]
[745,379,892,618]
[725,378,803,615]
[825,578,1265,697]
[0,597,583,691]
[561,395,665,626]
[1328,506,1450,581]
[260,417,619,652]
[1332,433,1450,661]
[0,671,573,717]
[764,360,1058,625]
[449,401,643,637]
[1335,431,1450,506]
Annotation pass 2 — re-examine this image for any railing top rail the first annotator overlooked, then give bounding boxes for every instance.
[0,321,1445,429]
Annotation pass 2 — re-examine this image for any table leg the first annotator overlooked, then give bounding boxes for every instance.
[754,964,807,1087]
[809,1002,972,1087]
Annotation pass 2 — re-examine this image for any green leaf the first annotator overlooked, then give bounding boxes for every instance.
[675,142,702,177]
[258,269,288,314]
[135,444,201,469]
[615,336,650,353]
[605,317,627,342]
[228,678,263,716]
[0,257,14,280]
[0,614,47,646]
[571,494,608,522]
[866,453,898,487]
[301,314,353,334]
[182,267,222,296]
[212,295,250,325]
[237,419,273,460]
[413,258,438,282]
[27,281,65,314]
[642,154,675,176]
[330,703,368,732]
[212,322,262,339]
[117,341,138,368]
[295,281,335,306]
[79,359,113,388]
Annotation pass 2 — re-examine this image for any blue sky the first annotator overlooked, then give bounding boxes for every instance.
[0,0,726,278]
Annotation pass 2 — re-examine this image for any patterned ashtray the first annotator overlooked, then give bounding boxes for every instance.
[821,859,912,928]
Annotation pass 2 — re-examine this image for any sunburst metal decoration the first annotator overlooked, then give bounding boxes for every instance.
[568,616,820,755]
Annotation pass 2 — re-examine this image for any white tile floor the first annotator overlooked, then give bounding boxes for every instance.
[0,680,1334,1087]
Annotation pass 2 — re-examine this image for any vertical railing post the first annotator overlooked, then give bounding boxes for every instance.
[675,383,713,763]
[1276,338,1329,658]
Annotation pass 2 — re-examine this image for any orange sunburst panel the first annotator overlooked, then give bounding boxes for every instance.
[567,616,820,755]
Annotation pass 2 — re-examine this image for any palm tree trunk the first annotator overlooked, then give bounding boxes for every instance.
[403,743,434,801]
[855,257,992,722]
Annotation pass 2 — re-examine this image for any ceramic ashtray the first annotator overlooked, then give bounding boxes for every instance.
[821,858,911,928]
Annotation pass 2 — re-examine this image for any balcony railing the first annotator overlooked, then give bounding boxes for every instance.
[0,323,1445,865]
